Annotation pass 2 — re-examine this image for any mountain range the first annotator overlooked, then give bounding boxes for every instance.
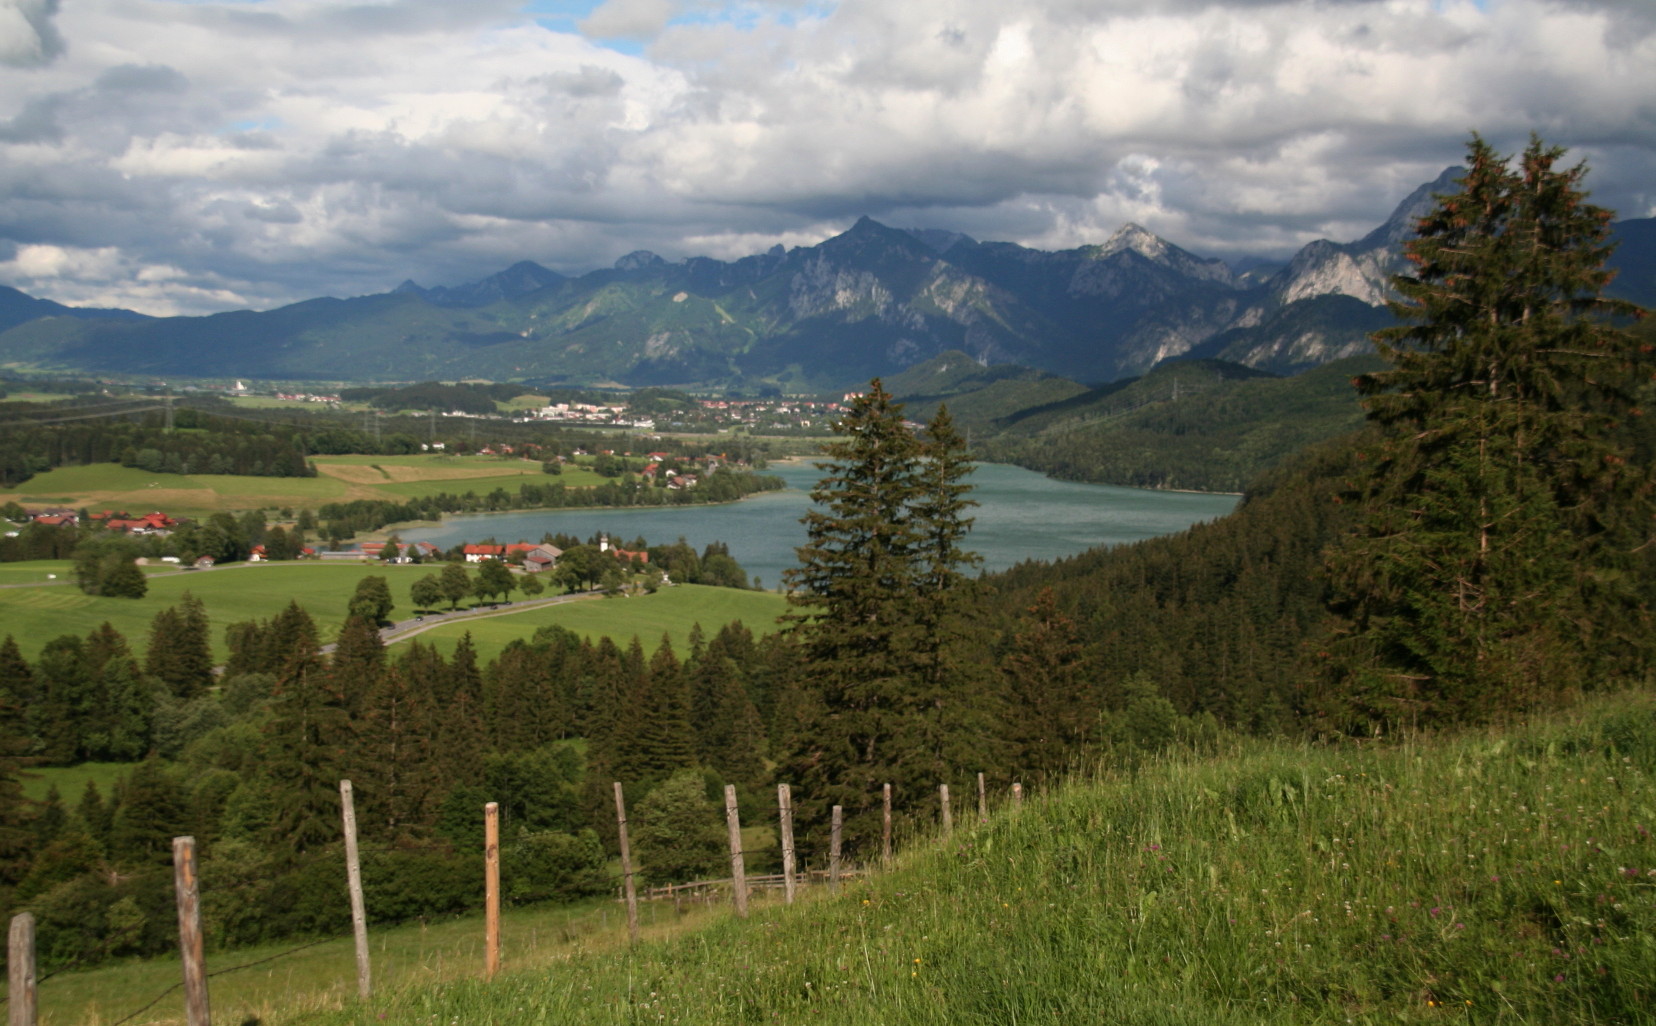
[1,167,1651,390]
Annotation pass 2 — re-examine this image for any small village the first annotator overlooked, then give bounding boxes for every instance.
[1,505,654,576]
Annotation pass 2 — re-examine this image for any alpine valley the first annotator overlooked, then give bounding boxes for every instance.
[2,167,1652,390]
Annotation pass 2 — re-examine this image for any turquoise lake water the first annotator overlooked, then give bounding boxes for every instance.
[396,462,1238,590]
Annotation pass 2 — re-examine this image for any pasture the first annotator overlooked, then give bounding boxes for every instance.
[0,455,602,517]
[0,561,784,663]
[400,583,787,663]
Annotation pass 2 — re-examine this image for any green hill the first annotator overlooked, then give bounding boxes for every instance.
[978,355,1381,492]
[884,350,1089,430]
[277,691,1655,1025]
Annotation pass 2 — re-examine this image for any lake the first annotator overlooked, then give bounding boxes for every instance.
[395,462,1238,589]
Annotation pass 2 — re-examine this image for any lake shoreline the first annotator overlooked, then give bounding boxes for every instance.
[389,463,1238,591]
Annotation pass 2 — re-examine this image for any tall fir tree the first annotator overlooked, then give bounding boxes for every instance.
[354,664,441,840]
[144,593,214,699]
[1324,134,1652,728]
[780,381,983,850]
[260,601,346,856]
[330,614,386,720]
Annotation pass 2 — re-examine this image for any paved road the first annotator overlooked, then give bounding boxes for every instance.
[371,589,605,646]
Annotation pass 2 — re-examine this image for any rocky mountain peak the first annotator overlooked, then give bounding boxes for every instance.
[615,250,666,272]
[1101,223,1168,261]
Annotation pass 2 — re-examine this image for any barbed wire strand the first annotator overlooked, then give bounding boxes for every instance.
[105,934,343,1026]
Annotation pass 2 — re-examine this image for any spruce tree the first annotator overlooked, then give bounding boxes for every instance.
[355,664,440,840]
[780,381,982,850]
[330,615,386,719]
[145,593,214,699]
[1326,134,1652,727]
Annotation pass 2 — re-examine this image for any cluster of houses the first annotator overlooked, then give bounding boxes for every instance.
[528,401,656,431]
[14,509,183,535]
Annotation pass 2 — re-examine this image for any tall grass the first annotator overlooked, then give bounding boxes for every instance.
[290,694,1655,1025]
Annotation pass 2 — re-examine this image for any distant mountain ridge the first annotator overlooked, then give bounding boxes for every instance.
[2,168,1651,389]
[0,285,151,335]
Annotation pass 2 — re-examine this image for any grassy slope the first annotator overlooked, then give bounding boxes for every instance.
[0,561,781,663]
[276,693,1654,1026]
[0,562,428,661]
[397,584,786,664]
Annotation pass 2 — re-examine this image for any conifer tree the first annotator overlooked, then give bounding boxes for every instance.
[260,602,346,856]
[0,677,30,888]
[780,381,982,849]
[632,635,696,779]
[355,664,440,840]
[433,635,486,788]
[1326,134,1652,727]
[29,635,84,763]
[109,757,190,865]
[145,593,214,699]
[0,637,35,719]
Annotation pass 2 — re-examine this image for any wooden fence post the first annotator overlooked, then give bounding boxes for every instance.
[777,783,797,905]
[881,783,893,867]
[725,785,748,918]
[8,912,36,1026]
[1012,781,1024,807]
[172,836,211,1026]
[940,784,952,837]
[339,780,371,999]
[977,772,987,823]
[613,782,639,943]
[484,802,500,980]
[828,806,843,895]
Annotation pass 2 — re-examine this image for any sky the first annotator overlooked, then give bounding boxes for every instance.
[0,0,1652,317]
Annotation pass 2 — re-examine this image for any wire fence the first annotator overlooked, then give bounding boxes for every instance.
[9,773,1025,1025]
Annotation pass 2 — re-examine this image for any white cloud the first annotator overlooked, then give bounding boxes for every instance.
[0,0,1650,315]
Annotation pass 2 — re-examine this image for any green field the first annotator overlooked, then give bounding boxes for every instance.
[17,760,128,803]
[1,463,351,517]
[0,563,785,663]
[403,584,787,663]
[0,559,76,585]
[1,455,612,516]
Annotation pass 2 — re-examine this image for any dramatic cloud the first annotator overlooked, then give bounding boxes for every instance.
[0,0,1651,315]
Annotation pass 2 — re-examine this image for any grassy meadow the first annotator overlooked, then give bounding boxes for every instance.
[0,559,782,663]
[401,584,786,664]
[0,454,604,517]
[263,691,1651,1026]
[29,898,625,1026]
[16,761,127,803]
